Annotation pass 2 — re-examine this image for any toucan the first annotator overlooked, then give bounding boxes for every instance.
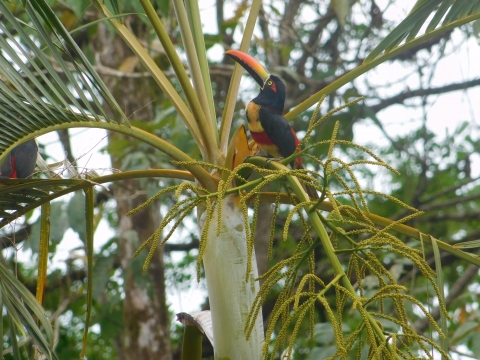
[225,50,318,199]
[0,140,38,178]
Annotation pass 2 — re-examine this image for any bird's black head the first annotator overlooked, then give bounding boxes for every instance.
[224,50,286,113]
[253,74,286,114]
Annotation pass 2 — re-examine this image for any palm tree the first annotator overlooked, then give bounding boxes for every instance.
[1,0,480,358]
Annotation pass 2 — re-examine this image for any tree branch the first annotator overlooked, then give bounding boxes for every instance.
[57,129,76,164]
[164,238,199,252]
[392,31,453,62]
[369,78,480,114]
[0,225,31,251]
[413,262,478,334]
[420,175,480,205]
[420,192,480,212]
[415,210,480,222]
[296,9,336,75]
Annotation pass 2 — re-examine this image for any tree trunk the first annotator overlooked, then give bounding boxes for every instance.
[93,19,172,360]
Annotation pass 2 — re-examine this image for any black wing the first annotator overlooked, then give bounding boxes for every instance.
[0,152,13,177]
[259,108,297,160]
[11,140,38,178]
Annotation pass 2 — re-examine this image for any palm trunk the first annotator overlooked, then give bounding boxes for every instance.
[201,196,264,358]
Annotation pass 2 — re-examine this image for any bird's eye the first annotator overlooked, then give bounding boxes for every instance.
[267,80,273,86]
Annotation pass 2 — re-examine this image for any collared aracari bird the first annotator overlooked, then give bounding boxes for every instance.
[225,50,318,199]
[0,140,38,178]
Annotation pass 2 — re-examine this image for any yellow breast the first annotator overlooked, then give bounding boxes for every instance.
[245,102,264,133]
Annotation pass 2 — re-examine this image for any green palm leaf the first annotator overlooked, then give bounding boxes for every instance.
[286,0,480,119]
[0,91,118,157]
[27,0,127,123]
[0,261,59,360]
[0,0,128,157]
[0,169,195,230]
[365,0,480,62]
[0,178,83,228]
[0,0,217,188]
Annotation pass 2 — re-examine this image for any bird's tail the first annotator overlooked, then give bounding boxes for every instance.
[303,182,319,200]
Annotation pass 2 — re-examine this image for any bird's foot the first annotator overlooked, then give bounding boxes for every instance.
[266,157,285,168]
[243,155,255,163]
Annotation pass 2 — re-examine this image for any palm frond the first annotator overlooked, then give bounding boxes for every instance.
[365,0,480,63]
[0,178,85,229]
[431,237,449,358]
[133,0,213,159]
[286,0,480,119]
[0,261,58,360]
[0,92,117,160]
[185,0,218,140]
[172,0,216,137]
[27,0,127,123]
[219,0,263,153]
[0,169,196,230]
[0,1,128,156]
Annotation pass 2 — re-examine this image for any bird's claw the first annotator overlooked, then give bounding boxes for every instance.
[266,157,285,168]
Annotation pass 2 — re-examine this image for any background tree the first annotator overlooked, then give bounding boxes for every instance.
[0,0,480,359]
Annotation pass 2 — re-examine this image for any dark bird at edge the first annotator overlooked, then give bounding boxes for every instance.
[0,140,38,178]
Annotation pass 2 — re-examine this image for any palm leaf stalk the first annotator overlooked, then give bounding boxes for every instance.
[219,0,263,154]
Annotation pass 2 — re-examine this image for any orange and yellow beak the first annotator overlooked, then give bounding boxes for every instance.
[224,50,270,89]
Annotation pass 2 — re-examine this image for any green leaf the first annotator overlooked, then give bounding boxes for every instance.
[451,321,479,345]
[285,1,480,123]
[81,186,95,358]
[426,0,454,32]
[306,345,337,360]
[28,0,127,123]
[331,0,350,27]
[67,0,91,19]
[453,239,480,249]
[473,18,480,37]
[366,0,480,62]
[0,0,133,167]
[203,33,221,50]
[156,0,170,16]
[67,191,87,241]
[313,322,335,344]
[3,286,52,357]
[92,255,115,301]
[30,201,70,253]
[6,306,21,360]
[367,0,442,61]
[472,330,480,358]
[0,169,201,232]
[431,237,448,358]
[0,262,58,359]
[49,201,70,244]
[108,0,120,15]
